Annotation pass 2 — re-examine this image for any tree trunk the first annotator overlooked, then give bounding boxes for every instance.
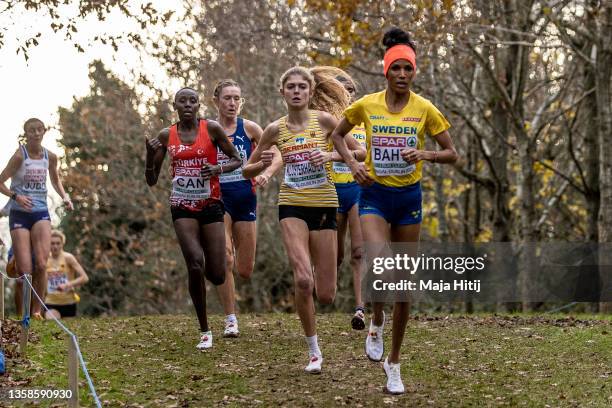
[596,4,612,312]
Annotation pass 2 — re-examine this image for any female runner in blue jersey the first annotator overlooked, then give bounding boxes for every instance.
[213,80,282,337]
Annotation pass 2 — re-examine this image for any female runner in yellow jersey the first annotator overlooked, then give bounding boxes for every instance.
[305,66,369,330]
[332,72,368,330]
[44,230,89,319]
[243,66,363,374]
[331,28,459,394]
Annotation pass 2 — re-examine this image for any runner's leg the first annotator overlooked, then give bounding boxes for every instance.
[173,218,209,332]
[30,219,51,316]
[387,223,420,364]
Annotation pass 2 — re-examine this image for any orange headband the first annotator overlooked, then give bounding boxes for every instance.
[383,45,416,76]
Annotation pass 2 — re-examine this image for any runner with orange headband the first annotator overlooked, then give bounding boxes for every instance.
[331,27,459,394]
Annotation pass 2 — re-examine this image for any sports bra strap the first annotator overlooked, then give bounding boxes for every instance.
[236,117,245,135]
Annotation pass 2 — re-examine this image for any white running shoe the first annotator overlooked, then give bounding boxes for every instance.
[223,320,239,338]
[305,354,323,374]
[365,311,385,361]
[196,331,213,350]
[383,357,405,395]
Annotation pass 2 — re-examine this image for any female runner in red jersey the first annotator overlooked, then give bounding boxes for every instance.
[145,87,242,350]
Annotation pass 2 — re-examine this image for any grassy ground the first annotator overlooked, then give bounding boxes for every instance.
[2,313,611,407]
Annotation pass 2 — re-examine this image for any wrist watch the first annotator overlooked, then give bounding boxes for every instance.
[10,192,17,200]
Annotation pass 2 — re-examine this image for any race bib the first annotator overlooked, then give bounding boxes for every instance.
[371,136,417,176]
[218,150,247,183]
[284,151,327,189]
[333,130,366,175]
[170,167,211,200]
[23,166,47,196]
[332,161,352,174]
[47,271,68,293]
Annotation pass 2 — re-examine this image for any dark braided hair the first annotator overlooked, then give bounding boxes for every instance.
[382,27,416,53]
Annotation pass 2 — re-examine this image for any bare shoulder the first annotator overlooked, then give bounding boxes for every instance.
[315,110,337,130]
[206,119,224,134]
[47,149,58,162]
[264,120,280,137]
[243,119,264,139]
[12,148,25,163]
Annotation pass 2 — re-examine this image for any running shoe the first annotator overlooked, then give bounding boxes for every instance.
[305,354,323,374]
[365,311,385,361]
[383,357,405,394]
[223,320,239,338]
[32,312,43,321]
[196,331,213,350]
[351,307,366,330]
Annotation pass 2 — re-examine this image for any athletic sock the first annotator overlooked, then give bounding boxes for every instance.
[226,314,237,323]
[305,334,321,357]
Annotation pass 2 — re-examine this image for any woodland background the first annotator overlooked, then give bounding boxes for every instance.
[2,0,611,315]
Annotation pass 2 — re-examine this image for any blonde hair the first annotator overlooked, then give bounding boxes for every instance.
[309,66,352,119]
[51,230,66,245]
[279,66,315,90]
[279,66,353,119]
[213,79,240,98]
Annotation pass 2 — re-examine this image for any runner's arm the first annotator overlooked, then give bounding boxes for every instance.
[0,149,33,210]
[48,152,73,210]
[331,118,373,186]
[246,120,283,182]
[329,134,366,162]
[206,120,241,179]
[243,121,280,179]
[63,253,89,289]
[145,128,168,186]
[400,130,458,165]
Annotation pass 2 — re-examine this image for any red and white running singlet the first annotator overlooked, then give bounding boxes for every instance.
[167,119,220,211]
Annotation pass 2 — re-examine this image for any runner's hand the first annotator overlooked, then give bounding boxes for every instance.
[309,150,330,166]
[145,137,162,155]
[401,148,425,165]
[57,283,71,292]
[255,174,270,187]
[63,196,74,211]
[15,194,33,211]
[350,161,374,187]
[201,163,220,180]
[261,150,274,168]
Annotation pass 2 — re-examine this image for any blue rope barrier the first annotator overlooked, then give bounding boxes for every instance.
[21,314,30,329]
[3,272,103,407]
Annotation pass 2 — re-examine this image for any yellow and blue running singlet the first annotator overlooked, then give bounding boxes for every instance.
[331,125,367,184]
[343,90,450,187]
[332,125,366,214]
[343,90,451,225]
